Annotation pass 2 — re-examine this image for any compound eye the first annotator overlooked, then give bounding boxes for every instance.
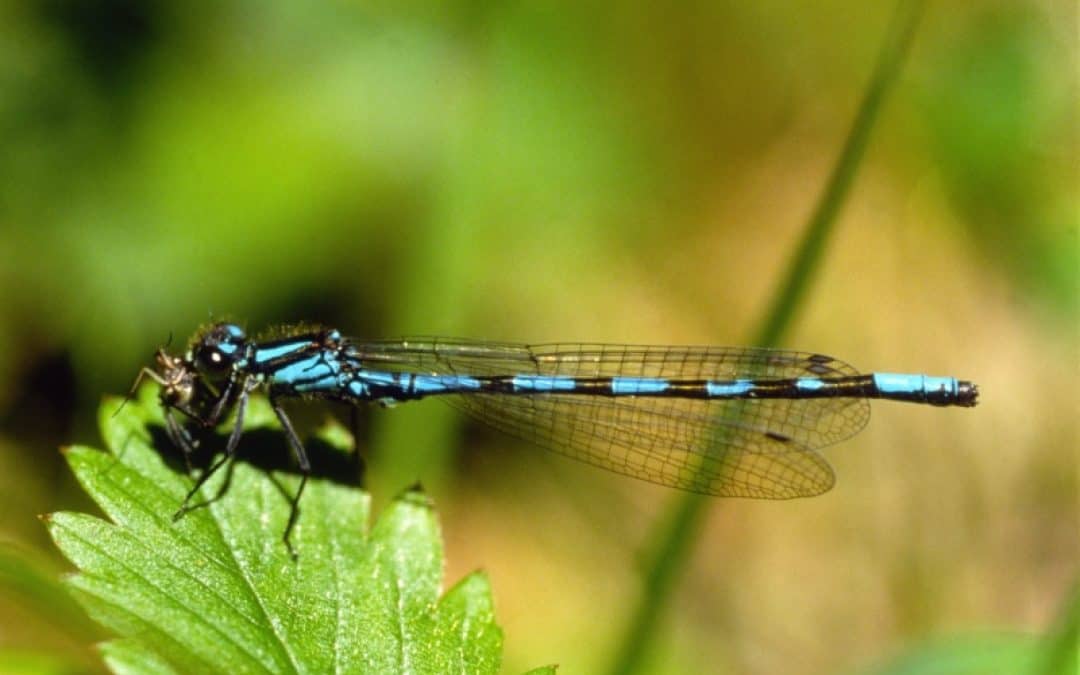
[192,323,246,376]
[196,345,233,373]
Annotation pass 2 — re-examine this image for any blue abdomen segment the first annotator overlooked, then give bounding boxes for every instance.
[510,375,578,392]
[872,372,956,395]
[870,372,972,406]
[705,380,753,397]
[611,377,670,395]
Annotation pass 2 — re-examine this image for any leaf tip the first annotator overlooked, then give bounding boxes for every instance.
[397,484,434,509]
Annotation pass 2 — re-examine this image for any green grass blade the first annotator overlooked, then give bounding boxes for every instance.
[607,2,927,673]
[1036,577,1079,675]
[853,634,1042,675]
[753,0,926,350]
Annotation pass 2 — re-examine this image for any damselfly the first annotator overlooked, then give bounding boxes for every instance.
[132,323,978,554]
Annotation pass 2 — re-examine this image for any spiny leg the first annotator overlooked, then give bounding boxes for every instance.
[114,366,160,418]
[164,390,233,476]
[271,399,310,559]
[173,381,252,521]
[163,407,199,475]
[204,377,237,428]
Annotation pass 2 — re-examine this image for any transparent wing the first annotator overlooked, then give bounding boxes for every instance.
[347,339,871,498]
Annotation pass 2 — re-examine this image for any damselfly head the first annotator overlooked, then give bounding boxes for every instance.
[191,322,247,379]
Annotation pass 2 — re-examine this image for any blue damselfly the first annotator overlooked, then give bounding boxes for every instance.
[133,323,978,554]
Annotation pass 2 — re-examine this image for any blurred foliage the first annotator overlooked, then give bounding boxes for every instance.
[915,5,1075,314]
[0,1,1075,673]
[0,542,105,673]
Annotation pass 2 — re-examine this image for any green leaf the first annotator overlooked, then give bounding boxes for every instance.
[46,393,503,674]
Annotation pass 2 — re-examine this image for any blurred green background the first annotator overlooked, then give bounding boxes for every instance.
[0,1,1075,673]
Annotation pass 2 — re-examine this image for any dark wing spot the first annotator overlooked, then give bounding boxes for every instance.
[806,354,836,375]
